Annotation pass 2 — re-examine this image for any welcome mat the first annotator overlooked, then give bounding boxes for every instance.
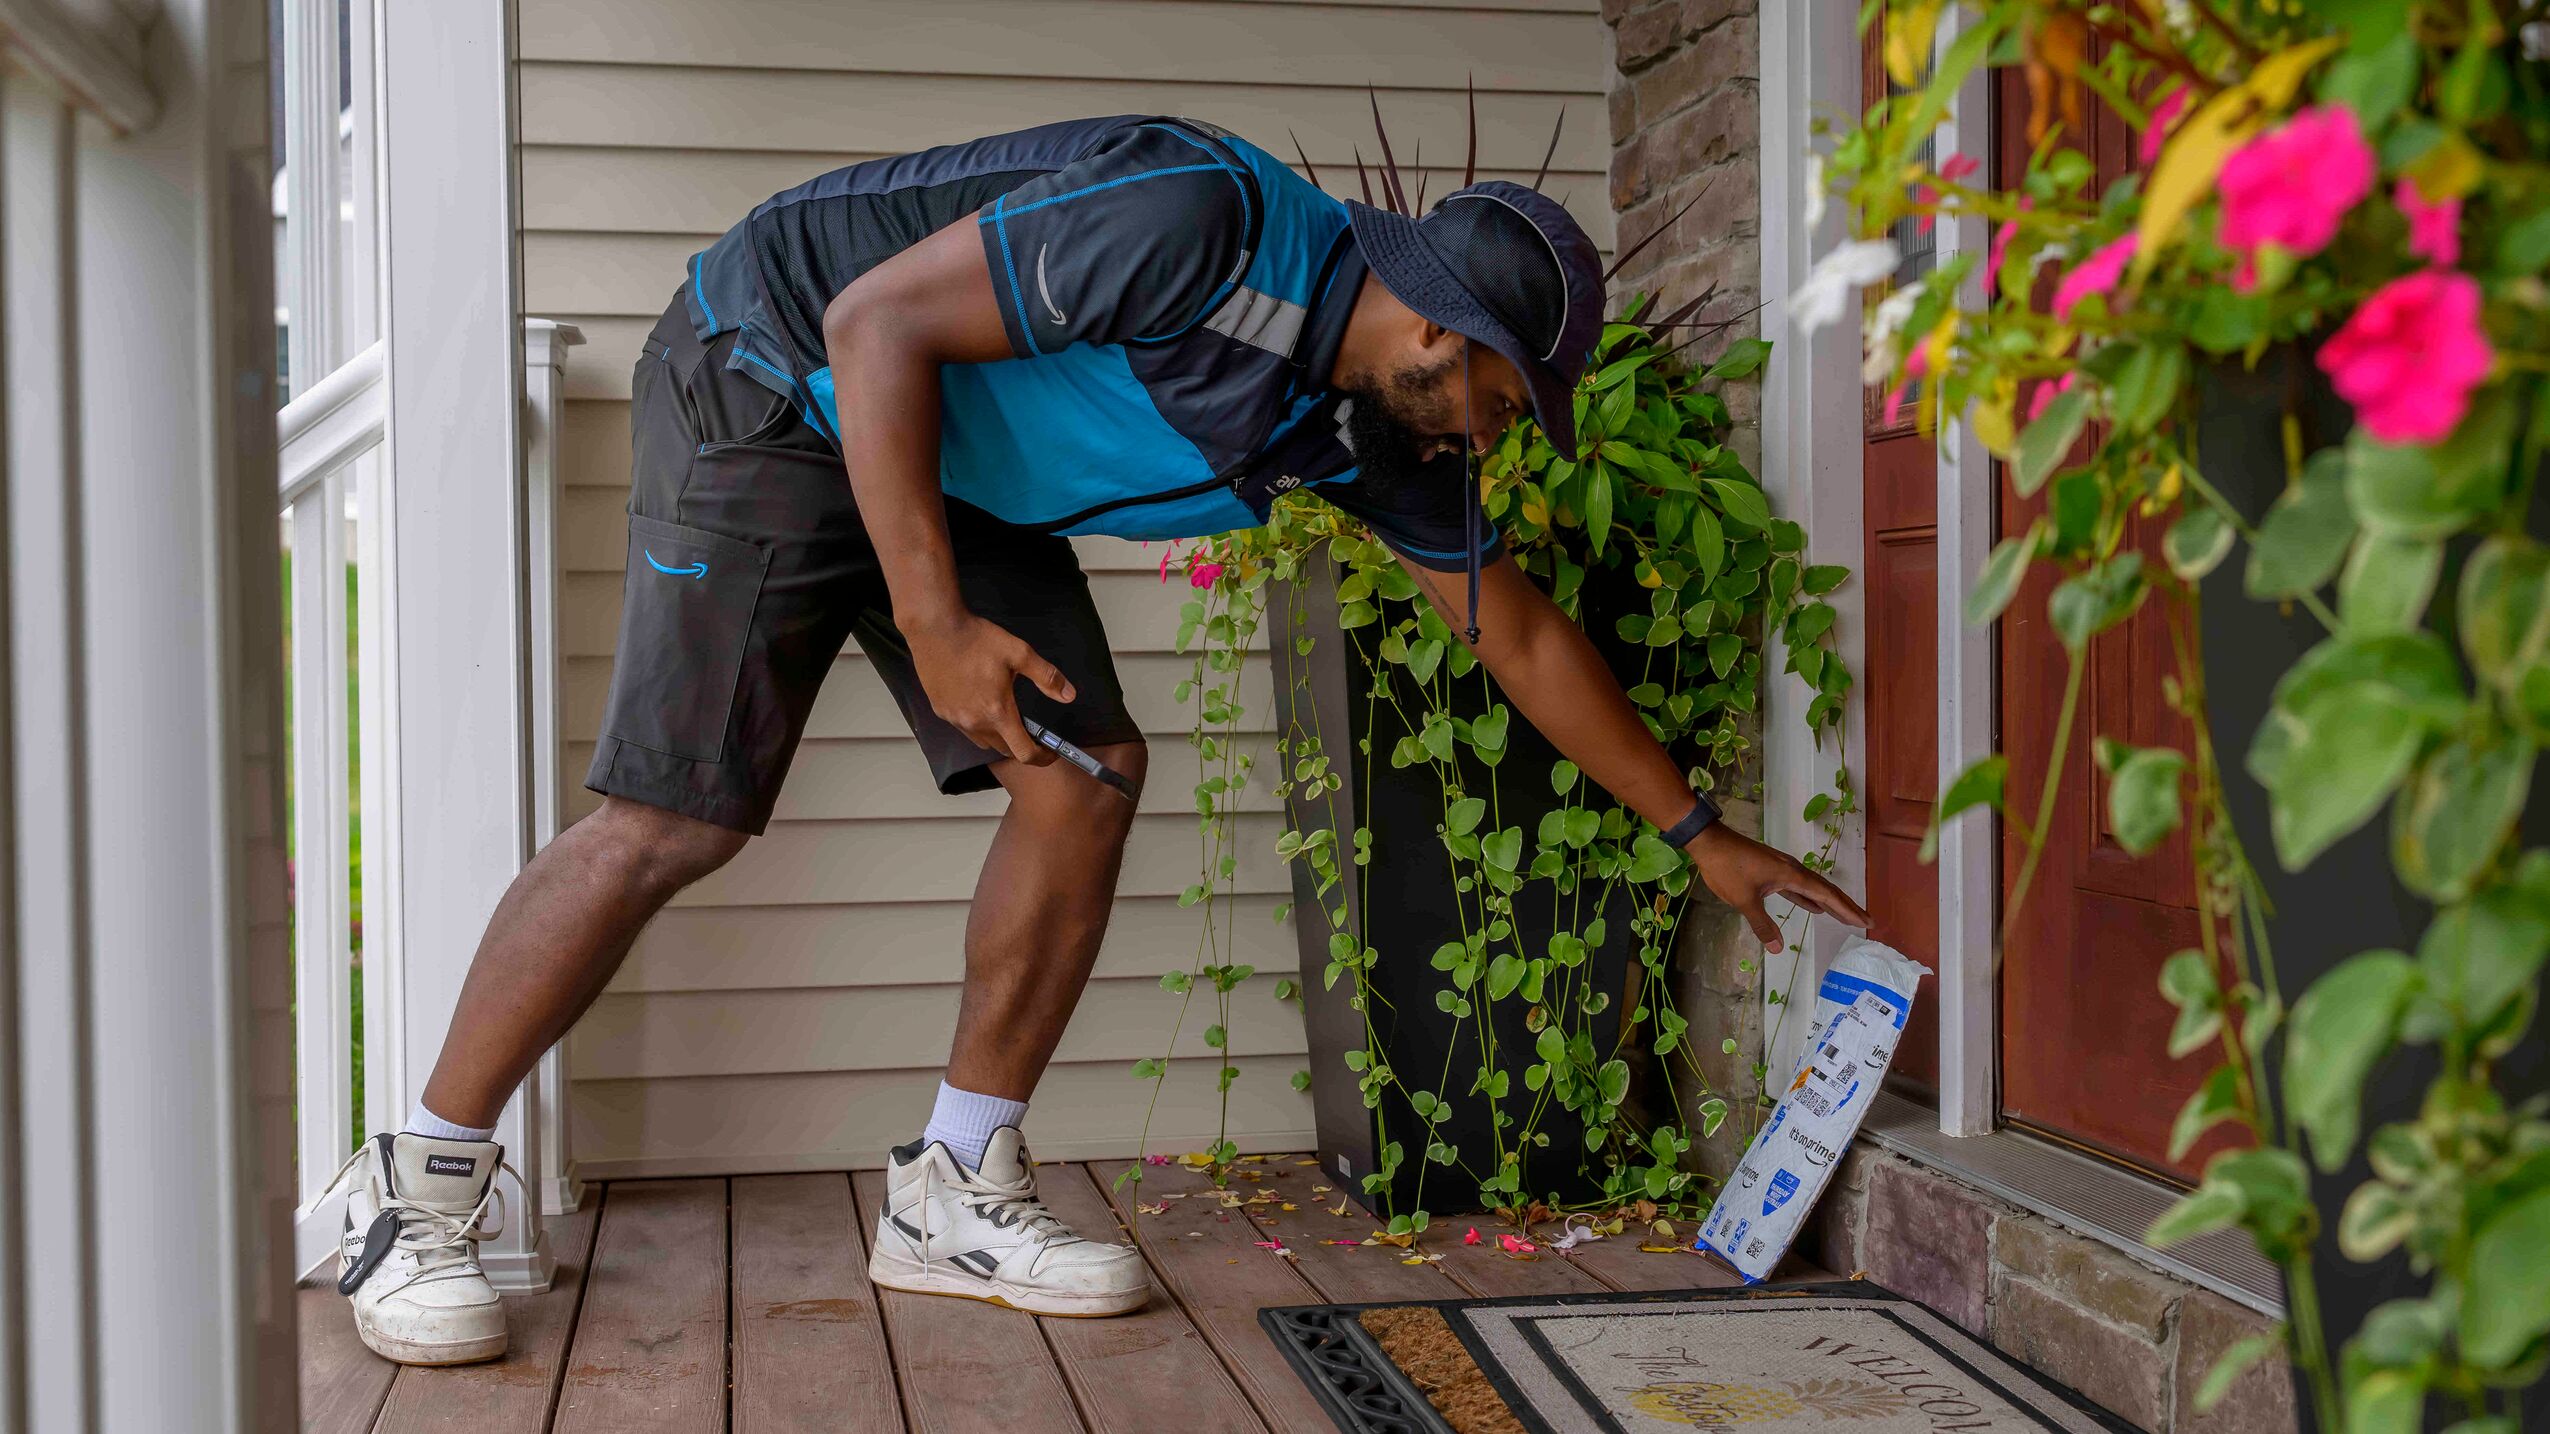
[1261,1282,2136,1434]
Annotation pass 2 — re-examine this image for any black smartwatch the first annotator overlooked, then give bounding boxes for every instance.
[1659,793,1722,848]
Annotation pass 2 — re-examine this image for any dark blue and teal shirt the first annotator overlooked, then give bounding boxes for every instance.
[681,114,1498,573]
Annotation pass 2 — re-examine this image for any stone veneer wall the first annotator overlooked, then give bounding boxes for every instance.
[1601,9,2302,1432]
[1808,1145,2299,1434]
[1603,0,1769,1183]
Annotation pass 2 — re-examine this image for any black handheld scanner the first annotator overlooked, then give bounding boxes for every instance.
[1023,717,1138,803]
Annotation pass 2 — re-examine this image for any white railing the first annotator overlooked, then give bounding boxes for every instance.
[283,320,582,1279]
[280,347,386,1278]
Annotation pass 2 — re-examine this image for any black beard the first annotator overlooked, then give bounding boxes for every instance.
[1341,354,1462,491]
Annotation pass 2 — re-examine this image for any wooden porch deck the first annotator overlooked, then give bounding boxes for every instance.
[301,1154,1800,1433]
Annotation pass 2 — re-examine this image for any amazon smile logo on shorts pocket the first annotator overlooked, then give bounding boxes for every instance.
[644,549,708,579]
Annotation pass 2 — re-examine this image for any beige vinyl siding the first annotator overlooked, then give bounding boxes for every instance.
[520,0,1605,1179]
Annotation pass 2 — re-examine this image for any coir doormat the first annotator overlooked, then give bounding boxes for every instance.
[1261,1282,2137,1434]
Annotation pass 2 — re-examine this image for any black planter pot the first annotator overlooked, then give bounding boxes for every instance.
[1274,555,1651,1215]
[2190,351,2547,1430]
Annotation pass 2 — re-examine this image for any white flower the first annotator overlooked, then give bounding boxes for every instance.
[1862,278,1927,384]
[1787,238,1898,336]
[1802,152,1827,234]
[2161,0,2197,38]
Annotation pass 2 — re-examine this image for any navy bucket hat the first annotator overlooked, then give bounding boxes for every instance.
[1347,180,1606,459]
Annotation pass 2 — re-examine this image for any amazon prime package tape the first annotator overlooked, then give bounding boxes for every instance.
[1697,938,1926,1281]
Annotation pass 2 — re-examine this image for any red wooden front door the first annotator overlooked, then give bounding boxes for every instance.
[1990,65,2232,1182]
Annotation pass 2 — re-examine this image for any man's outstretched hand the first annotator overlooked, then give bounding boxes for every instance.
[1686,824,1872,955]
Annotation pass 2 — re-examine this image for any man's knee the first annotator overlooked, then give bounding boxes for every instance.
[1015,738,1147,828]
[582,795,749,893]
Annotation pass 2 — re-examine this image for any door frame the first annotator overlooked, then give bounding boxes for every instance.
[1758,0,1997,1137]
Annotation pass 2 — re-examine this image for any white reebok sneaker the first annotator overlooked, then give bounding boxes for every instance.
[866,1127,1149,1317]
[324,1133,512,1365]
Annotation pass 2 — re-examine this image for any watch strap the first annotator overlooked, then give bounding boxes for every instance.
[1659,794,1721,848]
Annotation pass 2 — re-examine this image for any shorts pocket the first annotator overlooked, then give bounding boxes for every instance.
[601,514,771,763]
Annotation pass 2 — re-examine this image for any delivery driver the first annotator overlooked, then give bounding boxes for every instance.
[325,114,1871,1364]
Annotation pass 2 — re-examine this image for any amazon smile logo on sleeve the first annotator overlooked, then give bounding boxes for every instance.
[644,549,708,579]
[1036,244,1067,325]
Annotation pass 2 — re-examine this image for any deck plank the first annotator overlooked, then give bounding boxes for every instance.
[733,1173,906,1433]
[1032,1165,1268,1434]
[552,1180,728,1434]
[1218,1166,1466,1307]
[850,1169,1085,1434]
[1088,1159,1335,1432]
[371,1200,604,1434]
[299,1281,398,1434]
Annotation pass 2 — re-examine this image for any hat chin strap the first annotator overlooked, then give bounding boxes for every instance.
[1460,340,1482,645]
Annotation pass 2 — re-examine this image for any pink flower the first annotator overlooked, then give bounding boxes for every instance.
[2025,371,2077,424]
[1881,345,1930,428]
[2395,178,2462,268]
[1158,548,1174,583]
[2051,234,2137,321]
[2139,90,2188,168]
[1188,562,1226,589]
[1985,197,2033,295]
[1499,1234,1538,1254]
[2218,105,2374,263]
[2317,270,2494,445]
[1911,154,1981,235]
[1463,1227,1482,1246]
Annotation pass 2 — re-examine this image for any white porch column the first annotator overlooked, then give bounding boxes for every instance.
[5,0,300,1428]
[373,0,551,1289]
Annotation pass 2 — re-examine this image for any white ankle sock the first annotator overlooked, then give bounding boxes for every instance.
[921,1081,1027,1170]
[403,1100,497,1143]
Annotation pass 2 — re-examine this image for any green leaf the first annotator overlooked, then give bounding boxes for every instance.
[1703,477,1770,531]
[1596,1059,1631,1105]
[2161,949,2227,1058]
[2110,342,2186,432]
[1627,833,1683,882]
[2320,30,2419,124]
[1802,564,1849,595]
[1919,755,2006,863]
[2194,1329,2283,1415]
[1584,465,1616,555]
[2146,1183,2245,1247]
[2417,852,2550,1021]
[2284,949,2418,1170]
[1291,1069,1313,1092]
[2012,387,2092,497]
[1481,827,1523,873]
[2247,450,2356,599]
[2263,683,2425,870]
[1703,337,1771,380]
[1966,526,2040,627]
[2104,744,2187,856]
[2347,392,2518,538]
[2338,1181,2413,1262]
[2338,534,2443,635]
[1446,797,1487,836]
[2463,1186,2550,1368]
[2498,207,2550,275]
[2458,535,2550,737]
[2049,552,2146,651]
[1549,760,1579,794]
[1406,637,1445,683]
[2164,504,2234,581]
[2169,1064,2242,1161]
[2391,719,2533,901]
[1470,705,1511,752]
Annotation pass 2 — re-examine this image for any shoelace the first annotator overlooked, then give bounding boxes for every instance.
[914,1158,1078,1276]
[322,1146,518,1295]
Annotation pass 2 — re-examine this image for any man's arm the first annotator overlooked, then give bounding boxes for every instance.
[821,220,1072,767]
[1398,553,1871,953]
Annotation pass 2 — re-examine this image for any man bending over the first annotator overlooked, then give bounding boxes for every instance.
[327,114,1871,1364]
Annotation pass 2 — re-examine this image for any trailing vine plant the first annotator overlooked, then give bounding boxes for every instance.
[1118,261,1854,1252]
[1826,1,2550,1426]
